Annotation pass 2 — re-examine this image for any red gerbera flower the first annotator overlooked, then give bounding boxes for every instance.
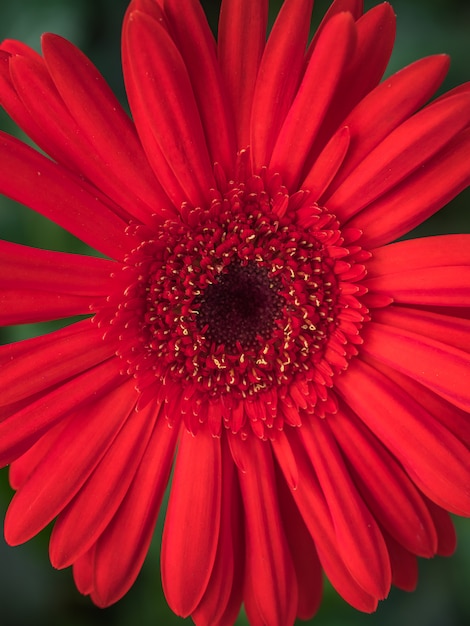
[1,0,469,624]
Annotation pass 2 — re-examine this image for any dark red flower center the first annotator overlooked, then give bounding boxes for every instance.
[98,167,370,438]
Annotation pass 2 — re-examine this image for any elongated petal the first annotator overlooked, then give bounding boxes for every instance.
[124,10,215,206]
[302,126,350,199]
[371,305,470,352]
[49,398,158,568]
[276,472,323,620]
[309,3,395,154]
[0,319,115,405]
[191,438,243,625]
[229,434,297,626]
[4,378,137,545]
[40,34,170,220]
[162,0,236,173]
[0,131,133,260]
[336,359,470,515]
[364,266,470,307]
[299,419,391,598]
[274,431,378,612]
[0,289,92,324]
[162,427,222,617]
[327,92,470,221]
[269,12,356,190]
[327,54,450,195]
[367,234,470,277]
[218,0,268,148]
[360,322,470,411]
[0,358,123,466]
[0,240,114,295]
[91,414,179,607]
[329,405,437,556]
[349,127,470,246]
[250,0,314,169]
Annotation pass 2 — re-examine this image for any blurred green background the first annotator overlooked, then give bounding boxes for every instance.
[0,0,469,624]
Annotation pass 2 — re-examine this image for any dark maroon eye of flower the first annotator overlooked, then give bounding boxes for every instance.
[194,260,285,352]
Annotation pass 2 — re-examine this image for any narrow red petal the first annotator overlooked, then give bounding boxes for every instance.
[191,438,243,625]
[361,322,470,412]
[229,433,298,626]
[0,319,114,406]
[327,92,470,221]
[0,289,93,325]
[269,12,356,190]
[73,548,96,596]
[218,0,268,149]
[336,359,470,516]
[308,3,395,154]
[40,34,170,220]
[250,0,314,169]
[349,128,470,247]
[276,472,323,621]
[365,265,470,307]
[49,397,158,568]
[123,11,215,207]
[327,54,450,195]
[162,0,236,173]
[383,533,418,592]
[0,358,123,469]
[329,405,437,557]
[275,431,378,612]
[425,499,457,557]
[0,240,115,296]
[299,419,391,599]
[4,378,137,546]
[0,131,133,260]
[161,427,222,617]
[371,305,470,353]
[91,414,179,607]
[367,234,470,277]
[302,125,350,200]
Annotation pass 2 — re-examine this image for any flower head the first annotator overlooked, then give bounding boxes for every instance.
[1,1,470,624]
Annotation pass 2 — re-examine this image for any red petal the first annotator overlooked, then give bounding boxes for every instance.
[229,433,298,626]
[327,55,450,195]
[49,397,158,568]
[91,414,179,607]
[0,319,114,406]
[0,240,114,295]
[299,419,391,599]
[218,0,268,149]
[0,131,132,260]
[275,431,378,612]
[329,405,437,557]
[361,321,470,412]
[383,533,418,592]
[276,472,323,621]
[347,128,470,247]
[336,359,470,516]
[269,12,356,190]
[191,438,243,625]
[308,3,395,155]
[161,427,222,617]
[0,289,93,325]
[250,0,314,169]
[123,11,215,207]
[327,92,470,221]
[425,499,457,557]
[302,125,350,200]
[0,358,123,468]
[4,378,137,546]
[40,34,169,221]
[370,305,470,353]
[162,0,236,173]
[364,266,470,307]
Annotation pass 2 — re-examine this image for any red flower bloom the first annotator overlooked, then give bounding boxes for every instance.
[1,1,469,624]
